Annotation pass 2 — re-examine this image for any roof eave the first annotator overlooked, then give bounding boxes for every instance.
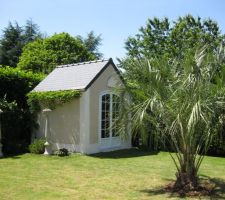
[84,58,125,91]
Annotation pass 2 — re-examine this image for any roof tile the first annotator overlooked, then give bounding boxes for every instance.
[33,59,111,92]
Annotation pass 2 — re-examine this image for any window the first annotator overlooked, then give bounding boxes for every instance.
[112,94,120,137]
[101,94,110,138]
[100,93,120,138]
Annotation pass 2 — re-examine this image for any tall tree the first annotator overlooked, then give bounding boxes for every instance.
[119,15,225,195]
[120,16,225,148]
[23,19,43,43]
[119,45,225,194]
[0,22,24,67]
[78,31,103,59]
[0,20,42,67]
[18,32,97,74]
[169,16,222,59]
[124,15,224,62]
[125,17,170,58]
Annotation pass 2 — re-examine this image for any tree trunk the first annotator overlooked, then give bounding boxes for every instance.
[174,148,199,190]
[174,171,198,190]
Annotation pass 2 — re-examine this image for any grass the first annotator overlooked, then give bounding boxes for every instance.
[0,149,225,200]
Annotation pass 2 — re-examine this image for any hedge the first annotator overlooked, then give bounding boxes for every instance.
[0,66,44,154]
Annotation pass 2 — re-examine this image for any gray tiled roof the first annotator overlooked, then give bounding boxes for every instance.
[33,59,111,92]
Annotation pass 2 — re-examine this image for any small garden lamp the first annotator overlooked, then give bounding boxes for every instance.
[42,108,52,155]
[0,109,3,157]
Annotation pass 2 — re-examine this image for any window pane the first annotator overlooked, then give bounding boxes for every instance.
[106,101,110,111]
[112,111,116,119]
[101,121,105,129]
[102,102,105,110]
[101,93,120,138]
[102,95,106,102]
[105,129,110,137]
[105,94,110,102]
[101,111,105,116]
[105,111,109,119]
[113,94,119,103]
[112,128,116,137]
[112,94,120,137]
[112,127,119,137]
[105,120,110,129]
[101,94,110,138]
[101,129,106,138]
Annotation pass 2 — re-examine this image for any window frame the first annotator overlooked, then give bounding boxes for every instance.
[99,91,120,140]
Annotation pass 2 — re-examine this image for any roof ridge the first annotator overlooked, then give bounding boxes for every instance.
[57,58,110,68]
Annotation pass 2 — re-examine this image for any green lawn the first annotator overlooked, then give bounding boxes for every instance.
[0,149,225,200]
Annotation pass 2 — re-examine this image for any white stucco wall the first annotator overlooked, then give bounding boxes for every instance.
[86,64,131,154]
[35,98,81,152]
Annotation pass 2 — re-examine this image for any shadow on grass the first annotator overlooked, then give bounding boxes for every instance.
[0,153,25,159]
[201,175,225,199]
[90,148,159,159]
[140,187,170,198]
[140,176,225,199]
[139,178,177,199]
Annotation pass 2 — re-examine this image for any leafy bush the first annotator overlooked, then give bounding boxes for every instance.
[0,97,31,154]
[0,67,44,107]
[28,138,45,154]
[0,67,44,155]
[55,148,69,157]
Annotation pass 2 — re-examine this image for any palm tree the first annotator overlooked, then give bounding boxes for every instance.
[119,45,225,191]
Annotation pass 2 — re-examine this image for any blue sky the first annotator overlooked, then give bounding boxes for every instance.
[1,0,225,61]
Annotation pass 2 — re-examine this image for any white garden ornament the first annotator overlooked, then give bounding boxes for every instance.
[42,108,52,155]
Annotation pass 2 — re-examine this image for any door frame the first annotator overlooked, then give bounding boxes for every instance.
[98,90,120,150]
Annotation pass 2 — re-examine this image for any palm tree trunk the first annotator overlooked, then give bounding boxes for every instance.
[175,149,198,190]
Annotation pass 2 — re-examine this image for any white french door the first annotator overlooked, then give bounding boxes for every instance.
[99,92,120,149]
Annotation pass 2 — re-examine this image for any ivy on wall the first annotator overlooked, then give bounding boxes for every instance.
[27,90,81,112]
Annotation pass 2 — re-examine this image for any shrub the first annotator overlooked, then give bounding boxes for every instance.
[55,148,69,157]
[0,67,44,107]
[0,67,44,155]
[28,138,45,154]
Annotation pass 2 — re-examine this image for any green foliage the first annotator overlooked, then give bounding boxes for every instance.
[78,31,103,59]
[121,15,225,152]
[18,32,98,74]
[0,97,31,154]
[0,20,42,67]
[55,148,69,157]
[0,67,44,154]
[0,22,23,67]
[0,96,17,111]
[207,110,225,156]
[27,90,81,112]
[120,45,225,188]
[23,19,43,43]
[122,15,224,82]
[125,17,170,58]
[28,138,45,154]
[169,16,222,58]
[0,66,44,107]
[0,20,102,71]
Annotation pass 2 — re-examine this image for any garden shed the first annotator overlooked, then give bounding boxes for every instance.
[32,58,131,154]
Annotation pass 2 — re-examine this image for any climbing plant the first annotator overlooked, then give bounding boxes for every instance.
[27,90,81,112]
